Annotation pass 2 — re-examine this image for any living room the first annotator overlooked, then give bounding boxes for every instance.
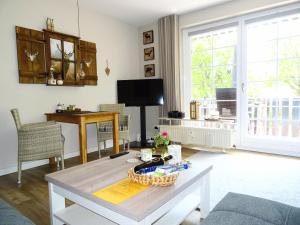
[0,0,299,224]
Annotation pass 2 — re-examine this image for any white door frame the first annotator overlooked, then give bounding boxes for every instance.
[181,3,300,157]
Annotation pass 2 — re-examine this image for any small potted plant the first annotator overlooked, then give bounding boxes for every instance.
[153,131,170,157]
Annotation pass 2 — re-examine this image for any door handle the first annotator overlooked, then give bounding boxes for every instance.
[241,82,245,93]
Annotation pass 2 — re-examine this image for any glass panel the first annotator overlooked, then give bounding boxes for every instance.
[247,62,277,82]
[50,60,62,75]
[192,67,212,84]
[213,47,235,66]
[213,65,235,84]
[213,27,237,48]
[278,36,300,59]
[50,38,62,59]
[192,85,213,99]
[278,15,300,38]
[279,58,300,80]
[192,49,212,68]
[247,20,277,43]
[64,62,75,80]
[191,35,212,51]
[247,40,277,62]
[247,81,277,98]
[63,41,75,61]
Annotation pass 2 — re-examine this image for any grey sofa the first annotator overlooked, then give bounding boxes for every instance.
[201,193,300,225]
[0,199,35,225]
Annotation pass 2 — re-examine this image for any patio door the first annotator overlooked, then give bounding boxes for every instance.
[241,10,300,156]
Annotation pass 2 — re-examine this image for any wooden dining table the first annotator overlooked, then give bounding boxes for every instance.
[45,111,120,164]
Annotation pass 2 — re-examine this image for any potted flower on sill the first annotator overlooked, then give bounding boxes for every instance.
[153,131,170,157]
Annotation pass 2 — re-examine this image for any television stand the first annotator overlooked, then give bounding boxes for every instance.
[130,105,154,148]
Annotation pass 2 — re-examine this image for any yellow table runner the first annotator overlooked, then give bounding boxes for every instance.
[93,178,149,204]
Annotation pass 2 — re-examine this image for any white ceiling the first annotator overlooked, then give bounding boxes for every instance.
[77,0,233,27]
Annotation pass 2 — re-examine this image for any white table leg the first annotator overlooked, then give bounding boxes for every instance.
[199,172,210,219]
[49,183,65,225]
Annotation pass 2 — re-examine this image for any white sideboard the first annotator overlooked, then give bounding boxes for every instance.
[158,117,236,151]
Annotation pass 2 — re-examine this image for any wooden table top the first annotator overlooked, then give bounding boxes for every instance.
[45,111,119,117]
[45,151,213,221]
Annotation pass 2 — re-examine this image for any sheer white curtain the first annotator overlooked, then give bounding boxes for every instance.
[158,15,181,116]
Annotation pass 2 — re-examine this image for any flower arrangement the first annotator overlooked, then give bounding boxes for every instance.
[153,132,170,155]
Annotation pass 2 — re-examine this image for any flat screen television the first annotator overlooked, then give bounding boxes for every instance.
[117,79,164,106]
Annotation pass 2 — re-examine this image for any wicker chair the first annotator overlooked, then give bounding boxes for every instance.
[96,104,130,157]
[10,109,65,184]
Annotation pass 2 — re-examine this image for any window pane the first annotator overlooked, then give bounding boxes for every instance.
[247,62,277,81]
[191,35,212,51]
[213,27,237,48]
[278,36,300,59]
[278,15,300,38]
[213,65,235,84]
[50,38,62,59]
[247,81,277,98]
[64,62,75,80]
[192,49,212,68]
[279,58,300,80]
[213,47,235,66]
[64,41,75,61]
[192,67,212,84]
[192,85,213,99]
[247,40,277,62]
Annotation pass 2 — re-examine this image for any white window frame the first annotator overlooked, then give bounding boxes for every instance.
[181,3,300,157]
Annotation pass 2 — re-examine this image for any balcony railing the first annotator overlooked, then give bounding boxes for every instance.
[198,97,300,138]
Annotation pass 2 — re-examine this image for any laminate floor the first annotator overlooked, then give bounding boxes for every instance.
[0,148,299,225]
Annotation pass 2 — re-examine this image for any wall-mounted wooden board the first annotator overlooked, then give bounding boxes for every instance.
[80,40,97,85]
[16,26,47,84]
[15,26,98,86]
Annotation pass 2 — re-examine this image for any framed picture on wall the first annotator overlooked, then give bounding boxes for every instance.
[144,64,155,77]
[144,47,154,61]
[143,30,154,44]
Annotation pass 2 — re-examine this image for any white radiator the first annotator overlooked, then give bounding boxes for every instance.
[159,125,233,149]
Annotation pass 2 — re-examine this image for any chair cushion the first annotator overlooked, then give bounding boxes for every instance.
[201,193,300,225]
[0,199,35,225]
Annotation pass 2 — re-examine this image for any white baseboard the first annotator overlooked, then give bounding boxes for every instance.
[0,146,99,177]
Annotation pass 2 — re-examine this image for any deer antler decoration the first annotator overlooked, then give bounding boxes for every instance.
[56,43,74,60]
[84,59,92,68]
[24,49,39,62]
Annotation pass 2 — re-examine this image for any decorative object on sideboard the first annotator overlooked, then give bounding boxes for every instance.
[105,60,111,76]
[46,17,54,31]
[190,100,200,119]
[143,30,154,45]
[144,47,155,61]
[144,64,155,77]
[56,103,65,113]
[168,111,185,119]
[47,66,57,85]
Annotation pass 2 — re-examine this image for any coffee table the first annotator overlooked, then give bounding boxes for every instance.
[45,151,212,225]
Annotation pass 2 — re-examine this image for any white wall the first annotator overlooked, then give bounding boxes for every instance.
[138,23,160,139]
[0,0,140,173]
[179,0,297,28]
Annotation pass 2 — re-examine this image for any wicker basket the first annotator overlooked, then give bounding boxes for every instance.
[128,168,179,187]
